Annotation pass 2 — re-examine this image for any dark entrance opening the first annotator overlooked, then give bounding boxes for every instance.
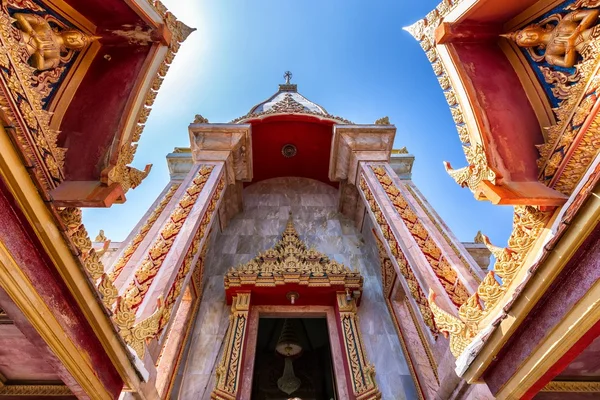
[251,317,337,400]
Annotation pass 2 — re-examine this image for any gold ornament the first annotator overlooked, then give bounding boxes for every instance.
[116,296,165,359]
[13,13,98,71]
[370,166,470,307]
[225,215,361,290]
[109,184,180,280]
[193,114,209,123]
[502,8,600,68]
[443,144,496,193]
[106,143,152,194]
[360,177,438,335]
[428,290,473,358]
[98,273,118,309]
[159,178,224,334]
[114,167,215,338]
[212,293,250,399]
[337,293,381,399]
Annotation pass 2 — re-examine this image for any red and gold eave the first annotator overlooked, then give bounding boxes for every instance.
[2,0,194,208]
[0,0,194,398]
[407,0,600,398]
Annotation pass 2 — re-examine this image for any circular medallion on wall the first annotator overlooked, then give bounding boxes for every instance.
[281,144,297,158]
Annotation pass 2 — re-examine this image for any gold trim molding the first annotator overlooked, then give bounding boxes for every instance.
[109,183,180,281]
[359,174,438,336]
[0,384,72,396]
[542,381,600,393]
[211,292,250,400]
[113,165,215,359]
[337,293,382,400]
[370,165,470,307]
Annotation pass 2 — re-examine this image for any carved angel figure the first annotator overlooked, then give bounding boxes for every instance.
[503,8,600,68]
[13,13,97,71]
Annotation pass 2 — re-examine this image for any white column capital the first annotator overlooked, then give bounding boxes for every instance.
[189,123,253,185]
[328,124,395,185]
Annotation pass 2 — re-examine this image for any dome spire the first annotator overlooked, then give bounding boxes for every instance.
[280,70,297,92]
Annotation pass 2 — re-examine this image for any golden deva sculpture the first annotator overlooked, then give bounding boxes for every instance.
[503,8,600,68]
[13,13,98,71]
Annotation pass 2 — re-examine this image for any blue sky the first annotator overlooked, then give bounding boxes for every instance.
[83,0,514,249]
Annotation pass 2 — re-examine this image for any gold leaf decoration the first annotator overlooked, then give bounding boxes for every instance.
[225,215,361,289]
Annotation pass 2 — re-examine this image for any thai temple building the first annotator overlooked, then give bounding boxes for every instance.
[0,0,598,399]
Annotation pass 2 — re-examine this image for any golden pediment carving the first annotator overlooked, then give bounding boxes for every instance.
[224,216,362,289]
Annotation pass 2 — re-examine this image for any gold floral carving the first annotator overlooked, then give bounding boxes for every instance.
[109,183,180,281]
[58,207,102,281]
[159,178,225,334]
[540,66,580,100]
[105,143,152,194]
[553,105,600,194]
[428,206,550,359]
[0,384,72,395]
[98,273,118,309]
[375,116,390,125]
[57,207,122,312]
[404,184,482,283]
[114,166,214,333]
[371,166,470,307]
[0,2,67,189]
[337,293,381,400]
[116,1,194,185]
[211,293,250,400]
[443,144,497,195]
[225,215,362,290]
[405,1,500,201]
[542,381,600,392]
[114,295,165,359]
[359,177,437,335]
[373,229,439,384]
[428,290,473,358]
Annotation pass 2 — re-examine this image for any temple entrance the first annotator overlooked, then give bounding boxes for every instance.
[251,317,336,400]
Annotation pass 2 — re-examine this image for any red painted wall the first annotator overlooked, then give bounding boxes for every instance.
[248,116,337,188]
[452,42,542,182]
[59,46,150,181]
[62,0,143,27]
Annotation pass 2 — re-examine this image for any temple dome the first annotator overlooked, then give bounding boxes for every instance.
[232,73,352,124]
[249,89,328,115]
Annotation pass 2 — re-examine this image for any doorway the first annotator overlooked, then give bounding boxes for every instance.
[251,317,337,400]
